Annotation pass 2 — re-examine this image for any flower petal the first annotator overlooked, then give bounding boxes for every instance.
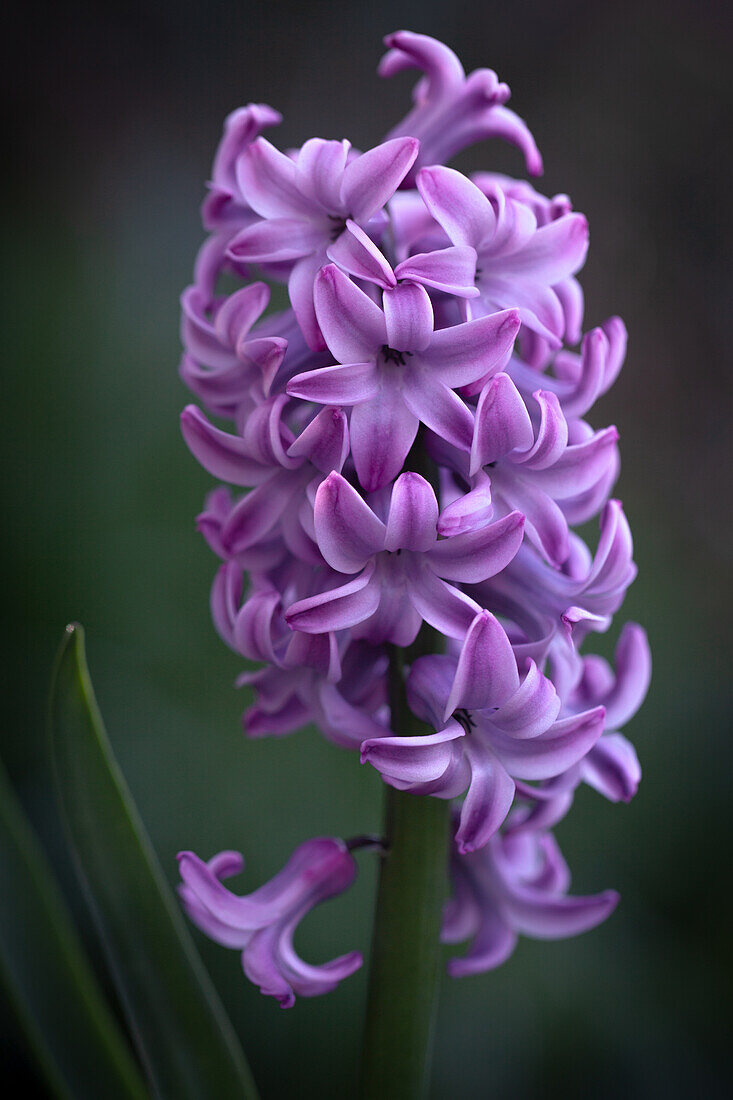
[383,283,434,352]
[417,165,496,249]
[296,137,350,212]
[314,472,386,573]
[236,137,315,218]
[445,610,520,717]
[502,886,618,940]
[227,218,322,263]
[384,472,439,552]
[419,309,520,388]
[408,564,481,639]
[314,264,387,362]
[341,137,419,222]
[287,361,379,405]
[455,745,516,852]
[361,727,466,786]
[395,245,479,298]
[428,510,524,583]
[490,706,605,780]
[471,373,535,473]
[350,386,419,492]
[327,220,396,289]
[403,369,474,452]
[285,564,380,633]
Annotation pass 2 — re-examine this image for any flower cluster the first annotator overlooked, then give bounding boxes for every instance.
[177,31,649,1004]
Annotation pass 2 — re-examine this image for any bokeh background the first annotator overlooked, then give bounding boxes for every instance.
[4,0,733,1095]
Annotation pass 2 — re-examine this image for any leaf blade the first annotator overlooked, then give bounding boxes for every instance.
[49,624,258,1100]
[0,758,149,1100]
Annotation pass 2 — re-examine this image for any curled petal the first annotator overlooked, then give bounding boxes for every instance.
[428,510,525,583]
[327,220,396,289]
[236,138,315,219]
[314,472,386,572]
[445,610,520,717]
[395,245,480,298]
[383,283,434,352]
[417,166,496,249]
[455,744,516,852]
[361,726,466,786]
[340,137,419,222]
[314,264,387,362]
[490,706,605,780]
[581,733,641,802]
[385,472,439,552]
[471,372,534,472]
[285,563,380,634]
[501,886,618,940]
[419,309,520,388]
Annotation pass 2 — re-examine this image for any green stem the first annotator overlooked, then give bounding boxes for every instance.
[359,645,450,1099]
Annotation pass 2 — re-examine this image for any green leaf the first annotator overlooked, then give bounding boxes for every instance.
[0,758,148,1100]
[49,624,258,1100]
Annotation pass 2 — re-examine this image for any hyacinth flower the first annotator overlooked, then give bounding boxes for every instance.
[417,165,589,344]
[443,812,619,975]
[178,839,362,1007]
[362,610,605,853]
[172,28,649,1097]
[287,263,521,490]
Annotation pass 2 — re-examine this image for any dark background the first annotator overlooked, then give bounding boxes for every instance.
[3,0,733,1095]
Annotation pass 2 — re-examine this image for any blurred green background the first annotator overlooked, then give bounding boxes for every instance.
[3,0,732,1095]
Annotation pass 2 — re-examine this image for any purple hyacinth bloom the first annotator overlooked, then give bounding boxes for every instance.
[202,103,282,232]
[379,31,542,182]
[287,263,520,490]
[285,472,524,645]
[227,135,419,349]
[361,611,604,852]
[417,165,588,345]
[178,839,362,1007]
[443,816,618,975]
[177,28,648,992]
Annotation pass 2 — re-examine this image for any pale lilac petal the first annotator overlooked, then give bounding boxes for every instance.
[601,624,651,728]
[287,406,349,474]
[446,912,517,976]
[314,264,387,361]
[313,472,386,572]
[470,373,534,473]
[403,370,474,452]
[455,746,516,852]
[406,654,457,730]
[287,361,379,405]
[409,565,481,639]
[354,586,423,647]
[383,283,434,352]
[581,734,641,802]
[492,660,561,738]
[181,406,272,487]
[480,276,564,344]
[350,387,419,492]
[221,473,299,552]
[227,218,322,263]
[502,886,618,939]
[490,706,605,779]
[236,138,315,219]
[285,564,380,634]
[417,165,496,249]
[341,137,419,222]
[437,471,493,537]
[478,104,543,176]
[516,391,568,470]
[361,727,465,785]
[501,475,569,567]
[419,309,520,387]
[530,427,619,498]
[445,611,520,717]
[296,138,350,212]
[177,851,281,930]
[288,252,329,352]
[428,510,525,583]
[498,213,589,284]
[327,220,396,289]
[394,245,479,298]
[384,472,439,551]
